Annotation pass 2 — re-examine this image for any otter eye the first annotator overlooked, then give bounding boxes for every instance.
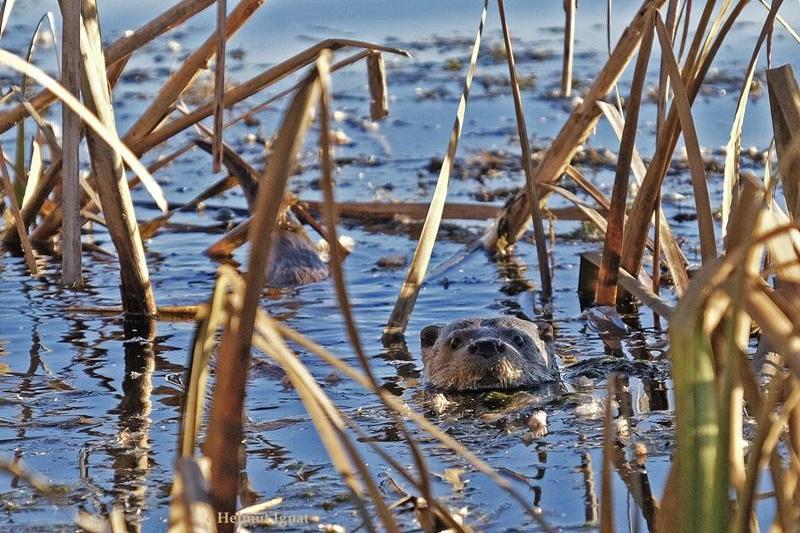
[449,336,462,350]
[513,334,526,347]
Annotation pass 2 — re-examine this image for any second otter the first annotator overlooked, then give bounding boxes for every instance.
[420,316,558,391]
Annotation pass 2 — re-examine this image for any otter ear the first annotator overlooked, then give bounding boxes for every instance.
[420,325,442,348]
[536,322,554,342]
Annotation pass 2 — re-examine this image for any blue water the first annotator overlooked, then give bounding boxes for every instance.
[1,0,798,531]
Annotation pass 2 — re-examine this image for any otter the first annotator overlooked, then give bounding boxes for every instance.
[196,139,329,288]
[420,316,558,391]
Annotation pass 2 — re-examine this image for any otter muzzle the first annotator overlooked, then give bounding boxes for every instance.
[468,339,507,359]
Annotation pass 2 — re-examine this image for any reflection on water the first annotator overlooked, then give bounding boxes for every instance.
[1,0,797,530]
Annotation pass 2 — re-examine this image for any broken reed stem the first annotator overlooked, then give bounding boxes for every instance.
[0,0,216,136]
[60,0,83,287]
[561,0,576,97]
[384,0,488,337]
[595,9,654,306]
[497,0,552,303]
[767,64,800,219]
[211,0,226,173]
[0,146,38,275]
[366,51,389,121]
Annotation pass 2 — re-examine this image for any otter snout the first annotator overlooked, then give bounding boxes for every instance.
[468,339,507,358]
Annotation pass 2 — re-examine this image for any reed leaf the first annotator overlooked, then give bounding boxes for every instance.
[722,0,782,239]
[0,144,38,275]
[317,54,437,532]
[0,0,15,38]
[0,0,217,135]
[654,14,716,263]
[0,50,168,212]
[384,0,488,337]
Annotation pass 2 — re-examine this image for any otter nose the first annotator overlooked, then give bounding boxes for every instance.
[469,340,505,358]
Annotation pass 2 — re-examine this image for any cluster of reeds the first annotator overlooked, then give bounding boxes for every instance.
[1,0,799,531]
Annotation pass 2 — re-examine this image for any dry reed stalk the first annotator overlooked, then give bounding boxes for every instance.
[597,101,689,292]
[60,0,82,287]
[0,52,166,211]
[497,0,553,303]
[124,0,266,148]
[384,0,488,337]
[595,10,654,306]
[204,202,591,258]
[621,0,752,279]
[203,57,324,529]
[0,0,216,135]
[0,146,38,275]
[367,51,389,121]
[78,0,156,316]
[767,64,800,218]
[317,56,446,532]
[561,0,576,97]
[479,0,667,254]
[167,457,215,533]
[134,40,409,155]
[211,0,227,173]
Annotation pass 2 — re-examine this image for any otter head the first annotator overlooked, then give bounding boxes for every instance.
[420,316,558,391]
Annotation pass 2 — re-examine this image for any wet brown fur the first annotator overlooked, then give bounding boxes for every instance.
[196,138,329,288]
[420,316,558,391]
